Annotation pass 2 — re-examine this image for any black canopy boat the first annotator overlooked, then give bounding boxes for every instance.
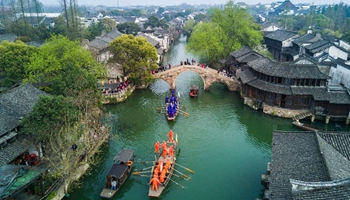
[100,149,134,198]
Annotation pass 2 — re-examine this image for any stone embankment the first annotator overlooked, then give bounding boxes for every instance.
[52,130,110,200]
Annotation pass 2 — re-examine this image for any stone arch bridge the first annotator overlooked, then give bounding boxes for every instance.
[153,65,240,91]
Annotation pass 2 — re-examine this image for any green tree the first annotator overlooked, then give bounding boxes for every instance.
[101,18,117,32]
[108,34,158,85]
[194,13,207,22]
[341,31,350,43]
[144,15,159,28]
[117,22,140,35]
[187,22,224,64]
[0,41,37,87]
[50,16,68,36]
[184,19,195,34]
[187,0,262,65]
[24,35,106,94]
[20,95,80,141]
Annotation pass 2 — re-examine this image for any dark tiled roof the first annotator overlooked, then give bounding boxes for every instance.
[89,38,108,49]
[0,106,19,137]
[236,52,262,63]
[0,33,17,42]
[304,40,332,53]
[0,84,48,136]
[230,46,253,58]
[264,30,299,42]
[114,16,127,23]
[292,33,321,45]
[328,92,350,104]
[247,79,292,95]
[137,34,159,46]
[89,29,123,50]
[238,69,256,84]
[0,138,32,167]
[248,57,329,79]
[269,131,329,200]
[290,87,328,101]
[318,133,350,161]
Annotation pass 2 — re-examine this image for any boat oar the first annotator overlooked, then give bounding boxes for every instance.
[172,173,190,180]
[173,168,189,179]
[174,163,195,174]
[134,166,153,172]
[133,171,151,176]
[169,178,184,188]
[140,161,155,165]
[179,110,189,117]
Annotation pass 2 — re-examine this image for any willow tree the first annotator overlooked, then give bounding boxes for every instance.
[187,0,263,65]
[108,34,158,85]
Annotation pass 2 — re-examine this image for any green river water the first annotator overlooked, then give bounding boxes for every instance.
[69,35,349,200]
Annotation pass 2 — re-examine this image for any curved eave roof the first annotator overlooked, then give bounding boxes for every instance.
[248,58,329,79]
[247,79,292,95]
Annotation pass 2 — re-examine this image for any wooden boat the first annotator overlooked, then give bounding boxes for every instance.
[100,149,134,198]
[165,92,179,121]
[292,121,327,131]
[189,85,199,97]
[148,135,178,197]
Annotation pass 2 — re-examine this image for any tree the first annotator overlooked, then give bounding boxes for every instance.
[194,13,207,22]
[108,34,158,85]
[117,22,140,35]
[24,35,106,94]
[101,18,117,32]
[20,95,80,141]
[0,41,37,87]
[144,15,159,28]
[186,22,224,64]
[183,19,195,36]
[187,0,263,65]
[341,31,350,43]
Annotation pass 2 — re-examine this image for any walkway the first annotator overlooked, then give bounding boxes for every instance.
[152,64,240,91]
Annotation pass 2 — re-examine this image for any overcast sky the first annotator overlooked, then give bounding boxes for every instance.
[42,0,346,7]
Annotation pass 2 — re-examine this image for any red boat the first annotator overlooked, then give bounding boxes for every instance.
[189,85,199,97]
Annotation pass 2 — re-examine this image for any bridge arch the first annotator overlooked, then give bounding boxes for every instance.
[152,65,240,91]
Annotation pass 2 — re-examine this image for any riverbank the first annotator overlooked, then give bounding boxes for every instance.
[52,127,110,200]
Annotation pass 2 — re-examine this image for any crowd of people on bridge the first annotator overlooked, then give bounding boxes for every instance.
[217,67,235,79]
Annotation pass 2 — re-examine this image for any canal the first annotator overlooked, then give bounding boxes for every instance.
[69,35,348,200]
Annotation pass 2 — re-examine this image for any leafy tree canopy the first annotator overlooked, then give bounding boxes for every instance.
[24,35,106,95]
[100,18,117,32]
[117,22,141,35]
[0,41,38,87]
[187,0,263,64]
[144,15,168,29]
[20,95,80,141]
[108,34,158,84]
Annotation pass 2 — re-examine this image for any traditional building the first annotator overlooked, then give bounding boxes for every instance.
[0,84,49,199]
[263,29,299,61]
[262,131,350,199]
[229,47,350,120]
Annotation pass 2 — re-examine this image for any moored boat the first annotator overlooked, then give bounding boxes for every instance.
[189,85,199,97]
[100,149,134,198]
[148,133,178,197]
[292,120,327,131]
